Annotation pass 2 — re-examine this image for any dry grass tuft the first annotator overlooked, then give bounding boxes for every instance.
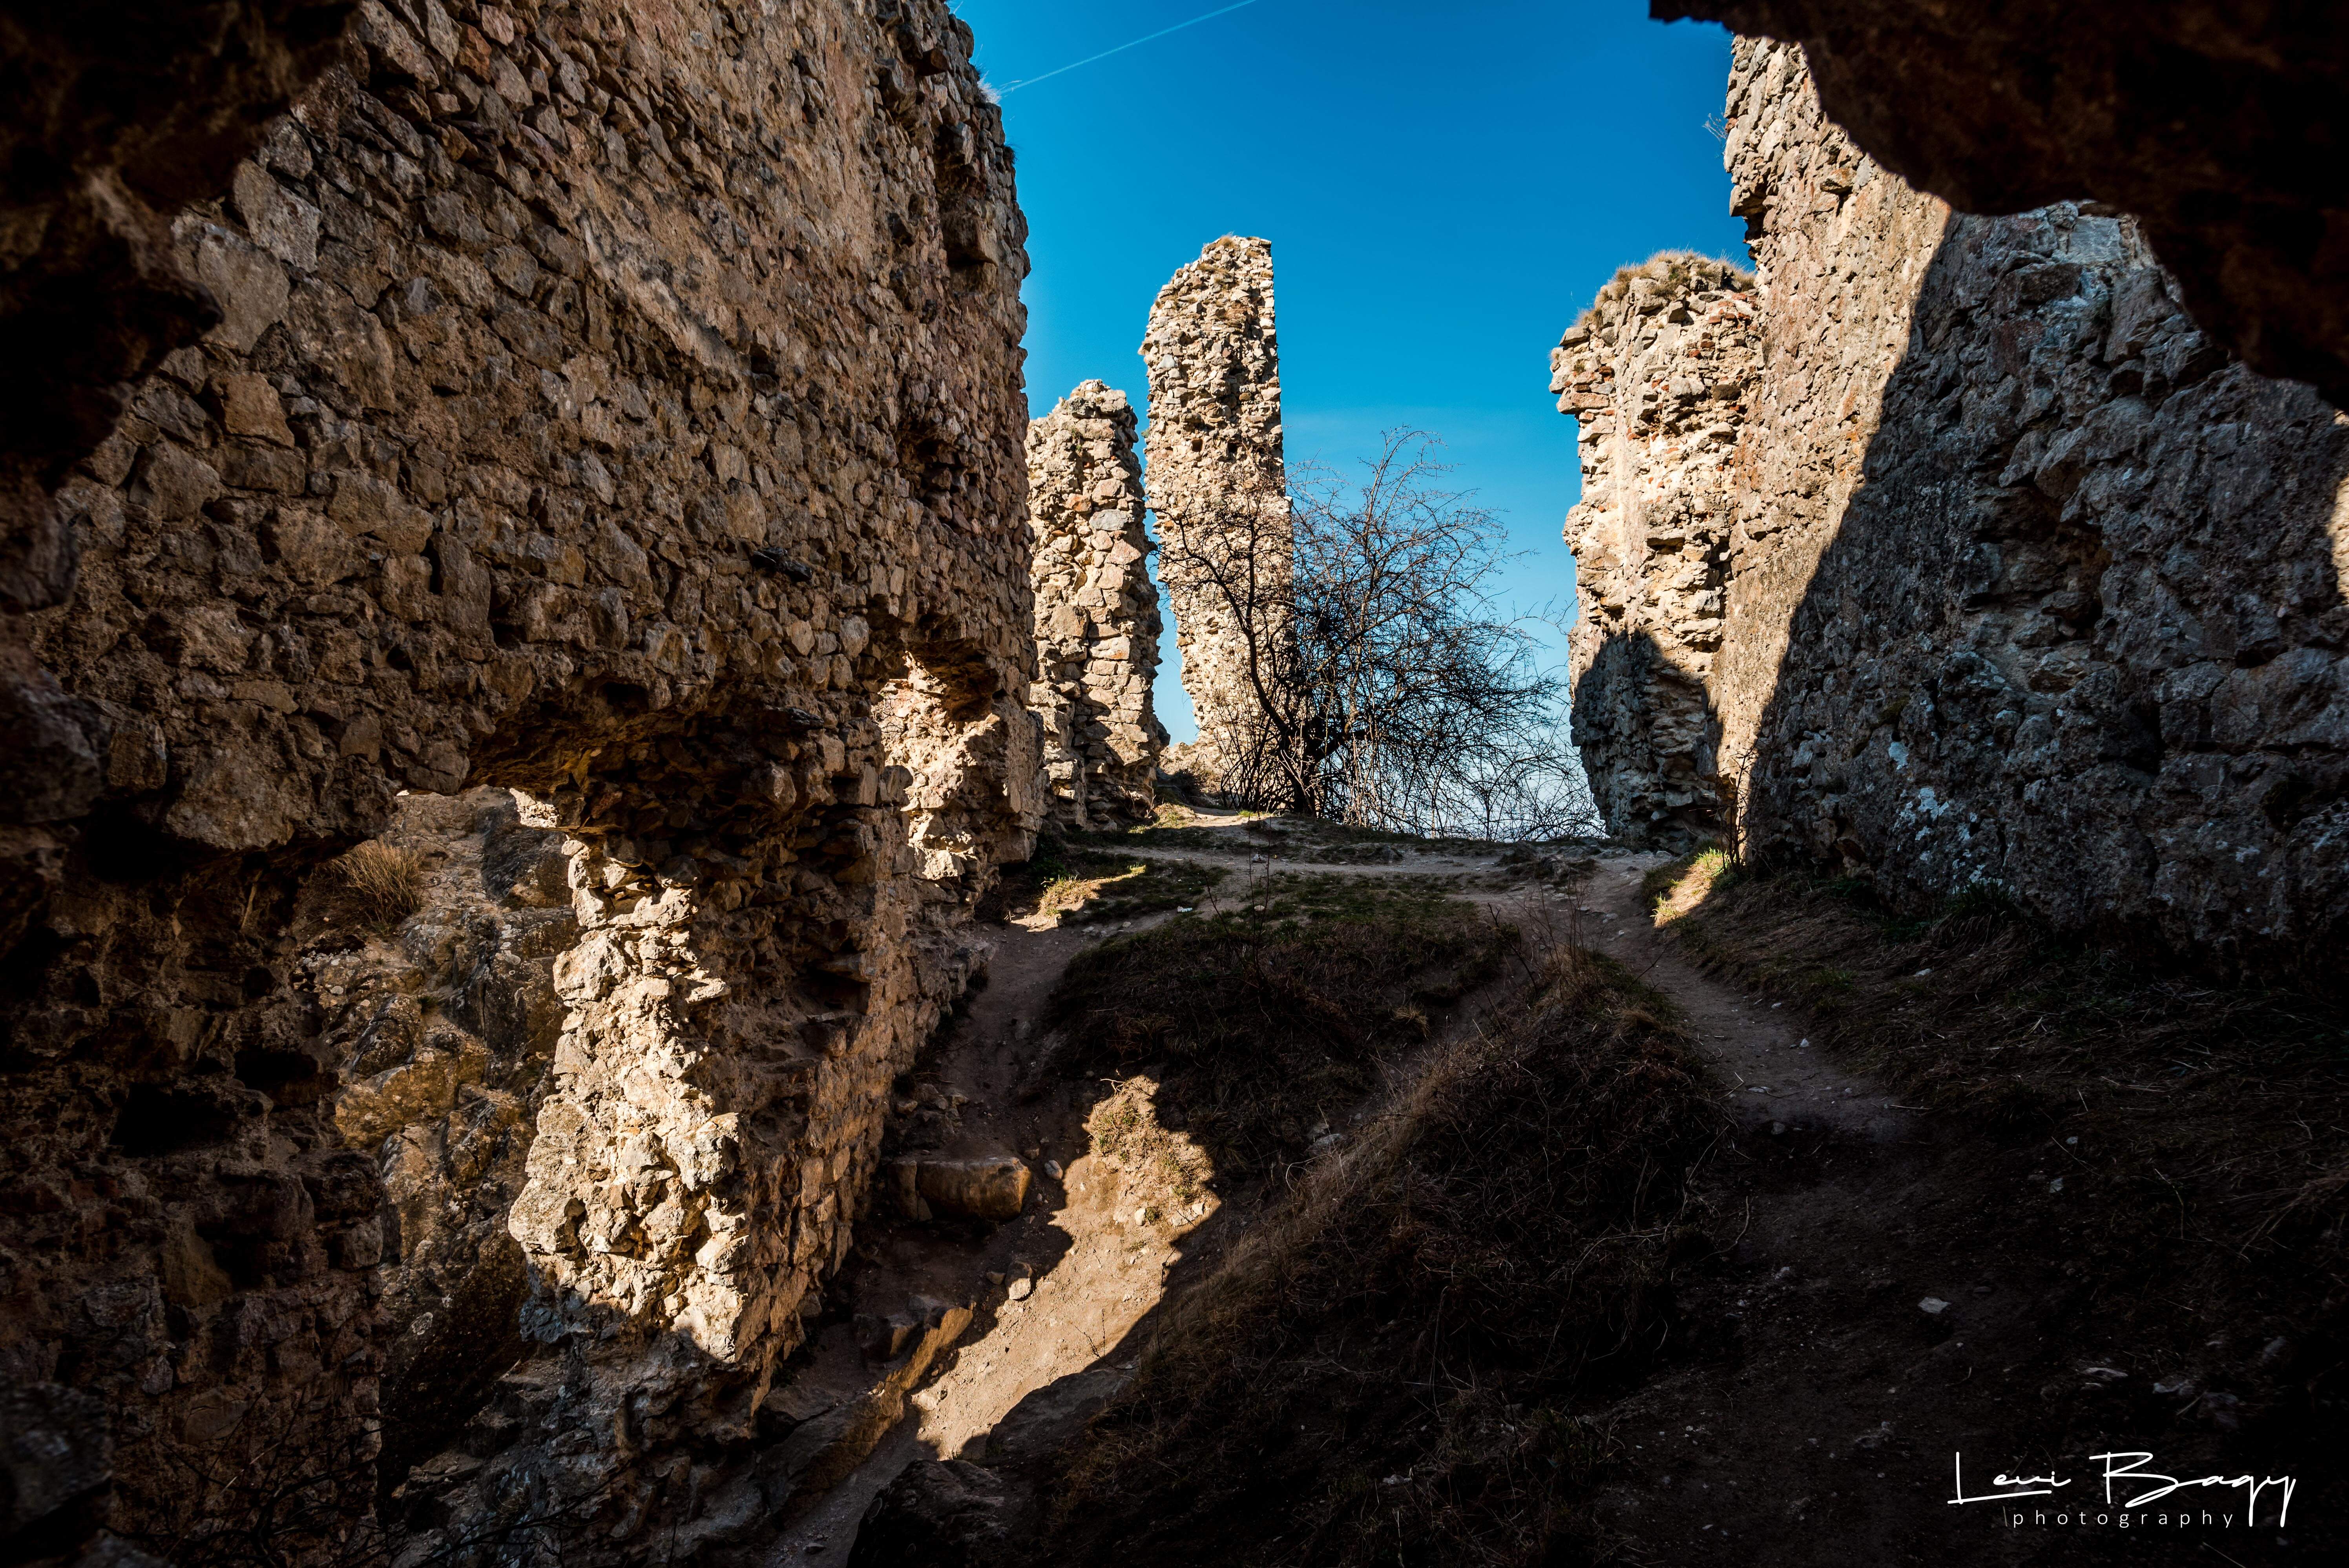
[1042,942,1724,1567]
[332,840,426,931]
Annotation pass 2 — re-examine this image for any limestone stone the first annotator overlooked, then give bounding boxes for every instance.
[1656,0,2349,407]
[1025,382,1164,827]
[1556,254,1760,845]
[1140,237,1292,793]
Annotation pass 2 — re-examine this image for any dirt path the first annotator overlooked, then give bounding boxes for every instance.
[1586,855,1915,1145]
[1566,860,2278,1565]
[768,822,1261,1563]
[770,827,2108,1566]
[766,816,1607,1562]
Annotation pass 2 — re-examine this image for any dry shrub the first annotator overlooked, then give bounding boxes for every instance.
[332,840,426,931]
[1042,943,1724,1568]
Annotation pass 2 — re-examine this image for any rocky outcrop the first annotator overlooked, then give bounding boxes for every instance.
[1025,382,1163,828]
[1554,254,1759,844]
[1562,38,2349,973]
[1654,0,2349,408]
[3,0,1039,1557]
[1140,237,1291,793]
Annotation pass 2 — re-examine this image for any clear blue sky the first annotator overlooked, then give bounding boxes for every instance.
[956,0,1750,740]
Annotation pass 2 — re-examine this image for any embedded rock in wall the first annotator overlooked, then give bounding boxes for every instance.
[1025,382,1164,828]
[3,0,1038,1556]
[1141,236,1291,792]
[1654,0,2349,407]
[1554,254,1759,845]
[1568,38,2348,973]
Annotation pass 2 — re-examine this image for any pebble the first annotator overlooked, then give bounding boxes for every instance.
[1919,1297,1951,1315]
[1043,1159,1062,1178]
[1007,1278,1031,1301]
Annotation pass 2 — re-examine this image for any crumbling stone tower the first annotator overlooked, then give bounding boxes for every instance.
[1026,381,1165,827]
[1140,235,1292,792]
[1555,254,1761,845]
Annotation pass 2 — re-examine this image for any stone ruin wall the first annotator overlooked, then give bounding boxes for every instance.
[1553,254,1759,845]
[1141,235,1291,793]
[1024,381,1164,828]
[1562,37,2349,971]
[2,0,1042,1557]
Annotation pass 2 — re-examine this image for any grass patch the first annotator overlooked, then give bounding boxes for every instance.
[1641,844,1739,918]
[993,837,1228,924]
[1042,944,1725,1567]
[1085,1075,1213,1216]
[1048,881,1517,1189]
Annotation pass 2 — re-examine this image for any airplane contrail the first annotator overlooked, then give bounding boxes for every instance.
[997,0,1268,97]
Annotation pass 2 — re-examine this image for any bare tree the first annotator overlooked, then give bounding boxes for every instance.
[1165,430,1598,839]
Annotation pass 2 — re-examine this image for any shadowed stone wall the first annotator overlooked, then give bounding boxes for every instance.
[1562,39,2349,974]
[2,0,1041,1556]
[1655,0,2349,407]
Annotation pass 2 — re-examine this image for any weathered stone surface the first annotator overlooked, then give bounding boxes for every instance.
[892,1152,1031,1222]
[1655,1,2349,407]
[0,1383,115,1561]
[298,789,571,1488]
[1141,236,1291,792]
[1556,254,1759,845]
[1561,39,2349,974]
[4,0,1040,1555]
[0,0,356,619]
[1026,382,1164,827]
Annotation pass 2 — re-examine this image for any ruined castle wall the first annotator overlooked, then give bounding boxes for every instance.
[1025,382,1164,827]
[1554,255,1759,845]
[1140,236,1290,791]
[1566,37,2349,969]
[4,0,1038,1553]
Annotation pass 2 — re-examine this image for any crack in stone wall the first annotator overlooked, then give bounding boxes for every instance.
[1024,381,1163,829]
[1555,254,1760,846]
[1561,37,2349,970]
[1140,236,1290,793]
[1,0,1041,1557]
